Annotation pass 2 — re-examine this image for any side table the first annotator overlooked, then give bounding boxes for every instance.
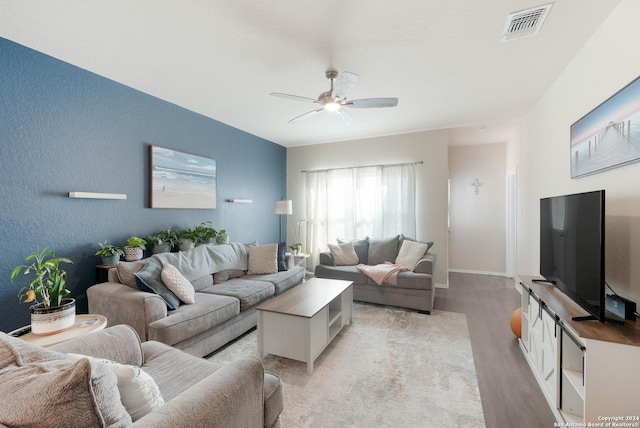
[8,314,107,348]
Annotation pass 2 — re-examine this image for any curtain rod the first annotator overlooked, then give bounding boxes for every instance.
[301,161,423,174]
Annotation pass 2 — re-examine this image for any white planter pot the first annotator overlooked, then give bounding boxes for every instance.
[152,242,171,254]
[124,246,144,261]
[101,255,120,266]
[30,298,76,335]
[180,239,194,251]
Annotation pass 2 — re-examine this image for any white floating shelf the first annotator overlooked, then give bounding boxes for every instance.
[68,192,127,200]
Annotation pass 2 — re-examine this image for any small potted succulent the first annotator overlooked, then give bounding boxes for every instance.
[10,247,75,335]
[95,241,124,265]
[124,236,147,261]
[148,228,180,254]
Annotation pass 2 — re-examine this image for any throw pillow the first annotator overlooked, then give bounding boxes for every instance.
[395,239,430,270]
[0,334,132,427]
[68,354,165,422]
[277,242,287,271]
[115,260,145,288]
[337,237,369,264]
[368,235,400,265]
[400,234,434,253]
[247,244,278,275]
[160,264,195,304]
[134,260,180,310]
[328,242,359,266]
[213,269,246,284]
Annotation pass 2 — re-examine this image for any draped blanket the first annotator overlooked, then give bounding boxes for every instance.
[356,262,408,286]
[150,242,249,281]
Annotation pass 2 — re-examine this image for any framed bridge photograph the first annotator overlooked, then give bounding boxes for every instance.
[570,75,640,178]
[150,145,217,209]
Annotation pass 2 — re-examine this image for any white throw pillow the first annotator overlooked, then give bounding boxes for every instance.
[328,242,359,266]
[248,243,278,275]
[395,239,429,270]
[68,354,165,422]
[161,263,196,304]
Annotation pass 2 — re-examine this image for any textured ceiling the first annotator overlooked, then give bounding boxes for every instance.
[0,0,622,147]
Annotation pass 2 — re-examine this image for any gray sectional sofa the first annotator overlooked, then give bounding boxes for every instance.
[314,235,436,313]
[88,243,305,357]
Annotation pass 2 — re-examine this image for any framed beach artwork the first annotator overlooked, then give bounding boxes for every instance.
[571,75,640,178]
[150,145,217,209]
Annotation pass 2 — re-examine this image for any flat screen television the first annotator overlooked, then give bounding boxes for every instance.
[539,190,606,322]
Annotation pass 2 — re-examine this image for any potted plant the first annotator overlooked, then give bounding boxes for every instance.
[124,236,147,261]
[289,243,302,255]
[194,221,218,245]
[216,229,229,245]
[95,241,124,265]
[148,228,179,254]
[10,247,75,335]
[179,228,198,251]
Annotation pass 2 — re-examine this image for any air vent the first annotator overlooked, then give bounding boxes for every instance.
[502,3,553,42]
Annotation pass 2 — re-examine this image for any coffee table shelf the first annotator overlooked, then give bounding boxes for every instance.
[257,278,353,374]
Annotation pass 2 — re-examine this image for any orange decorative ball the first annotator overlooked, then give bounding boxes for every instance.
[510,307,522,338]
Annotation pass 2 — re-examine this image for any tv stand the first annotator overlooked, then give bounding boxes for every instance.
[518,275,640,425]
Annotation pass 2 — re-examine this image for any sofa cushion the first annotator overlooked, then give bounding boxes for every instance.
[161,264,196,304]
[247,266,305,294]
[394,271,434,290]
[0,333,132,428]
[115,260,145,288]
[248,244,278,275]
[191,274,214,291]
[395,239,430,270]
[214,269,246,284]
[338,237,369,264]
[134,260,180,310]
[69,353,165,422]
[278,242,288,271]
[202,279,275,310]
[368,235,401,265]
[314,264,369,285]
[328,241,359,265]
[147,293,240,346]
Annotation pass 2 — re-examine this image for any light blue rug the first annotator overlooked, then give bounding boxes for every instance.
[209,303,485,427]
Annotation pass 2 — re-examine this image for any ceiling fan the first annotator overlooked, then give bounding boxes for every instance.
[270,70,399,124]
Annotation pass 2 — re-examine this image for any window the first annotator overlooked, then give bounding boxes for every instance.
[305,163,416,266]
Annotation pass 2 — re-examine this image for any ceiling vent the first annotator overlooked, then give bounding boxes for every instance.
[501,3,553,42]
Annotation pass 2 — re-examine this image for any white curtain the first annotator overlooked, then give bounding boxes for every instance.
[306,164,416,267]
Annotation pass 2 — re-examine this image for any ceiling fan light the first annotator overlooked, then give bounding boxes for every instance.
[324,102,341,112]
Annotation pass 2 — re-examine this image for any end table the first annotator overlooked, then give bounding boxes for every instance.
[8,314,107,348]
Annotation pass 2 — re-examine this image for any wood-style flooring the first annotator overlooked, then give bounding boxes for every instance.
[436,272,556,428]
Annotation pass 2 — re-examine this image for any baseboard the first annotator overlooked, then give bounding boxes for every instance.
[448,269,510,277]
[435,282,449,289]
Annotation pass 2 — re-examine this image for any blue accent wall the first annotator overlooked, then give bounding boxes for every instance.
[0,37,287,332]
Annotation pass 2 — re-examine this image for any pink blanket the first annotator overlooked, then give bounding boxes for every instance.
[356,262,408,286]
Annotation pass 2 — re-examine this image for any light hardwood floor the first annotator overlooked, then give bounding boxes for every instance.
[436,272,556,428]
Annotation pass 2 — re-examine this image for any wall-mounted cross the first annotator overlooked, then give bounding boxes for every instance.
[471,178,483,196]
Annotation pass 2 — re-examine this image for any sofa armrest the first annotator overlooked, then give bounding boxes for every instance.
[50,324,144,367]
[87,282,168,341]
[132,356,265,428]
[319,251,335,266]
[414,252,436,275]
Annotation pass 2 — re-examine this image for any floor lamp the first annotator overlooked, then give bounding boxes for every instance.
[275,200,292,243]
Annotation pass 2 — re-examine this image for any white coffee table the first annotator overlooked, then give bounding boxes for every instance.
[256,278,353,374]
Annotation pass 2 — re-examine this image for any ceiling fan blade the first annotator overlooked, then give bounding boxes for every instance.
[344,98,399,108]
[271,92,319,104]
[288,108,324,124]
[336,108,355,125]
[332,71,359,100]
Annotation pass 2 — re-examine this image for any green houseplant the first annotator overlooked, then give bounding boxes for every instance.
[215,229,228,245]
[124,236,147,261]
[288,243,302,255]
[95,241,124,265]
[194,221,218,245]
[148,228,179,254]
[179,228,198,250]
[10,247,75,334]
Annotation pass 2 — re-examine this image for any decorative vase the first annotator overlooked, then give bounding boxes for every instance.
[101,255,120,266]
[124,246,144,261]
[180,239,194,251]
[30,298,76,335]
[152,242,171,254]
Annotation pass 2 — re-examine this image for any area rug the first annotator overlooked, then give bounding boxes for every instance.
[208,303,485,427]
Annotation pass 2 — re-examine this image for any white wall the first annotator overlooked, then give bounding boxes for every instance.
[519,0,640,304]
[449,143,506,274]
[287,130,449,287]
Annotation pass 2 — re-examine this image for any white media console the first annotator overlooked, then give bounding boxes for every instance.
[518,276,640,424]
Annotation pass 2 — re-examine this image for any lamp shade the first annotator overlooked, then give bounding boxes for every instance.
[275,200,293,215]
